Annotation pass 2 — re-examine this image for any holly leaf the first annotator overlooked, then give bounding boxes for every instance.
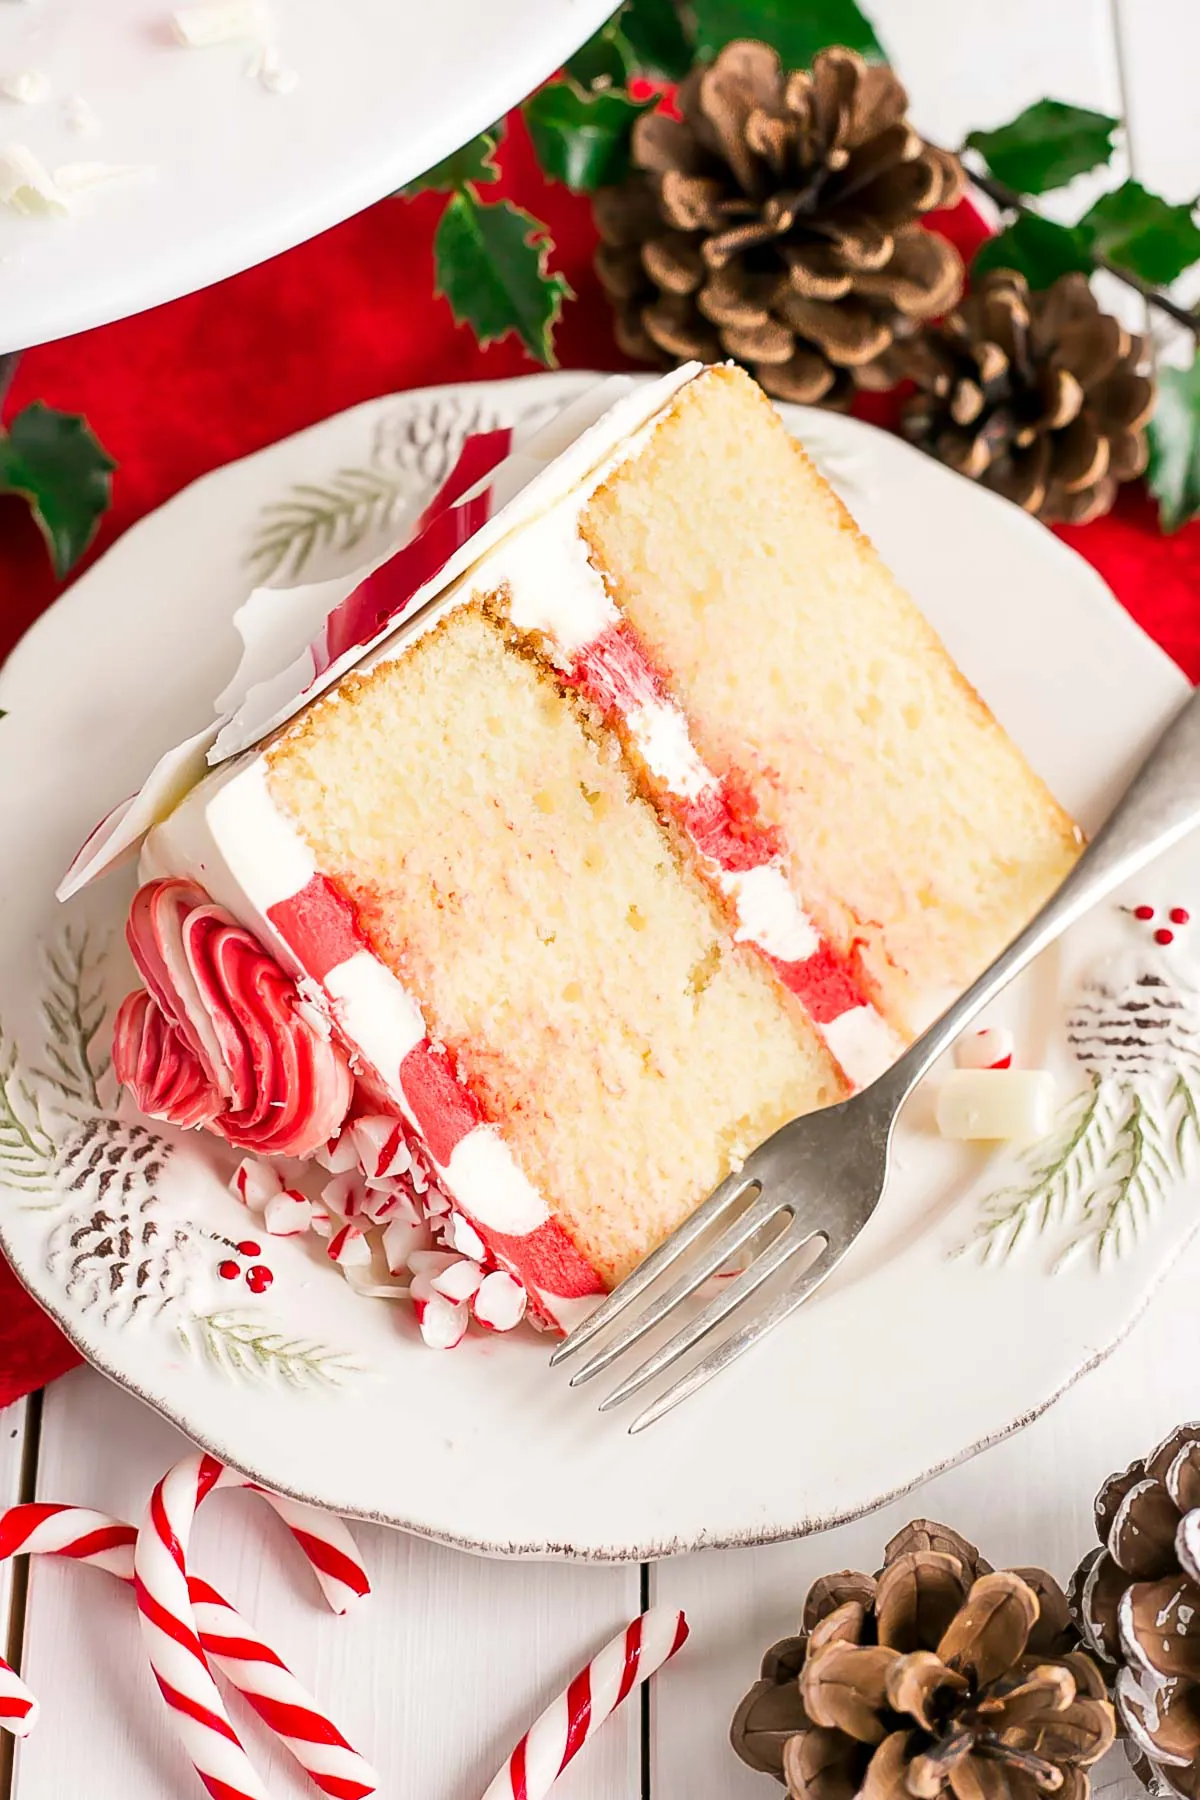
[433,190,572,364]
[971,211,1094,287]
[690,0,884,66]
[1147,356,1200,533]
[0,402,116,578]
[566,21,635,90]
[1078,179,1200,286]
[524,81,653,192]
[965,100,1119,197]
[401,125,503,196]
[620,0,694,79]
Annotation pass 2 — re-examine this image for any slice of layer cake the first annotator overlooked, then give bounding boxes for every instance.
[107,361,1080,1330]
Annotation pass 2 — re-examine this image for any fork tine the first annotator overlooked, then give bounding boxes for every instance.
[626,1233,854,1434]
[598,1217,823,1414]
[566,1186,791,1388]
[548,1166,758,1367]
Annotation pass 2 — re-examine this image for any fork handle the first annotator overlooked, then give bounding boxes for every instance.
[880,681,1200,1107]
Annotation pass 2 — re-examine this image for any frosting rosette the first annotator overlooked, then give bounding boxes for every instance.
[113,878,353,1157]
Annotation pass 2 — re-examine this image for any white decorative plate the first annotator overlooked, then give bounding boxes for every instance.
[0,0,615,353]
[0,372,1195,1560]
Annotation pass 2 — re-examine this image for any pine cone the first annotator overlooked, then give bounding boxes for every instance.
[732,1517,1115,1798]
[594,41,965,409]
[900,269,1155,524]
[1070,1423,1200,1797]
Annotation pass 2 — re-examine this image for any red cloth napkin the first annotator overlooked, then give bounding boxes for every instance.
[1,113,1198,1409]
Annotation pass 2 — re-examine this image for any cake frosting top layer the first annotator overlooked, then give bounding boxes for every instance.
[58,363,705,904]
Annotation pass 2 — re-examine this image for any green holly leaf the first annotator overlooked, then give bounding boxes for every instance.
[1078,179,1200,287]
[690,0,884,67]
[524,81,653,192]
[971,211,1094,287]
[620,0,694,79]
[965,100,1119,197]
[566,21,635,90]
[0,402,116,579]
[433,190,572,365]
[1147,356,1200,533]
[401,125,503,196]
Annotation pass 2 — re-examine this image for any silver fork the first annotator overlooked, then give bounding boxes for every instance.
[552,682,1200,1433]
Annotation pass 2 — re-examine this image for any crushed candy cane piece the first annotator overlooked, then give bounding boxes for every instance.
[0,143,68,214]
[1,70,49,105]
[955,1026,1015,1071]
[327,1223,372,1269]
[230,1156,283,1212]
[308,1206,335,1240]
[936,1068,1056,1142]
[171,0,271,47]
[472,1271,528,1333]
[315,1128,360,1175]
[263,1190,312,1237]
[432,1258,484,1304]
[408,1249,460,1278]
[382,1216,429,1276]
[322,1172,369,1220]
[348,1115,413,1183]
[442,1210,486,1261]
[410,1276,469,1350]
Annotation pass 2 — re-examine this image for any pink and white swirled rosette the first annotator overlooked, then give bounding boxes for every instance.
[480,1607,689,1800]
[134,1454,373,1800]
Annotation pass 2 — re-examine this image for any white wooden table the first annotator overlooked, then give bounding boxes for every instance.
[3,1,1199,1794]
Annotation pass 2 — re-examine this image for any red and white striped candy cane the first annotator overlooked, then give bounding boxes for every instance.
[0,1505,139,1736]
[480,1607,689,1800]
[135,1454,372,1800]
[0,1501,375,1797]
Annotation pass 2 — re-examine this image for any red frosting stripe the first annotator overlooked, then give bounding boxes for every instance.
[556,616,880,1055]
[399,1039,484,1165]
[267,875,366,982]
[483,1219,606,1301]
[768,943,869,1024]
[565,621,661,713]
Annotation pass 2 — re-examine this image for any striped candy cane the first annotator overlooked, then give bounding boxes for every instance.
[135,1453,373,1800]
[480,1607,689,1800]
[0,1501,375,1797]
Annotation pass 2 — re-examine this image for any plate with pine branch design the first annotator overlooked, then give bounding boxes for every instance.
[0,370,1196,1560]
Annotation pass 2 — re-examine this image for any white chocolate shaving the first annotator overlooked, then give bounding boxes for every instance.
[936,1069,1056,1142]
[171,0,271,47]
[0,142,67,214]
[0,70,49,104]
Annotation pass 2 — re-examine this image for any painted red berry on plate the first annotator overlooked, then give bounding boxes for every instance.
[1155,927,1175,946]
[246,1265,273,1294]
[1134,905,1155,920]
[1171,907,1190,925]
[218,1260,240,1281]
[237,1240,261,1257]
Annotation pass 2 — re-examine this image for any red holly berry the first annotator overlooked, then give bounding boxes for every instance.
[1134,904,1155,920]
[218,1260,240,1281]
[1171,907,1190,925]
[236,1240,261,1257]
[246,1266,273,1294]
[1155,927,1176,946]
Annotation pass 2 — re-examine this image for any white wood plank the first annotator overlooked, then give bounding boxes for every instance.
[653,1254,1200,1796]
[1113,0,1200,351]
[870,0,1126,224]
[11,1370,640,1800]
[0,1398,31,1800]
[1114,0,1200,204]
